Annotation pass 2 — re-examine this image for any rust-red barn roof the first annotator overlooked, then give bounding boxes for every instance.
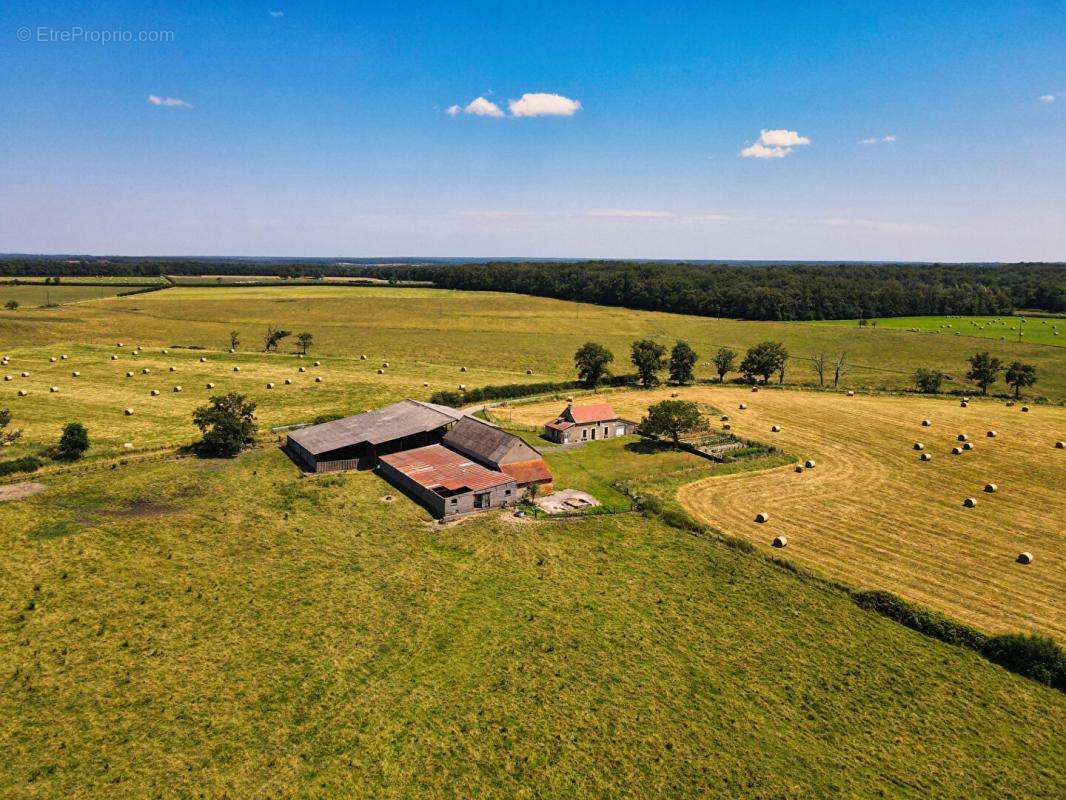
[567,404,617,424]
[379,444,514,493]
[500,458,553,485]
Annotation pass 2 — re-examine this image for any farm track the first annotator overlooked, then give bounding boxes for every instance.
[507,387,1066,639]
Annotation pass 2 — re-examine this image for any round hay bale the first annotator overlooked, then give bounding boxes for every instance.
[846,390,855,396]
[722,423,731,430]
[17,389,27,397]
[986,430,996,438]
[49,356,57,362]
[771,425,781,432]
[71,371,80,377]
[21,371,29,377]
[382,362,389,368]
[284,378,292,385]
[913,442,924,450]
[199,357,206,363]
[984,483,997,493]
[124,408,134,416]
[1006,400,1015,407]
[298,354,304,359]
[132,350,140,356]
[460,366,467,372]
[377,368,384,374]
[315,376,323,383]
[169,366,177,372]
[314,361,321,367]
[920,452,932,461]
[1017,552,1033,565]
[173,386,182,392]
[206,382,215,389]
[141,368,149,374]
[150,389,159,396]
[952,446,962,455]
[670,392,679,398]
[526,369,533,375]
[298,366,306,372]
[772,536,787,548]
[962,442,974,451]
[755,512,770,524]
[794,464,804,472]
[1021,405,1030,413]
[111,355,118,360]
[126,371,134,378]
[751,386,759,393]
[117,342,124,347]
[123,443,134,451]
[233,366,240,372]
[61,355,68,360]
[49,386,58,393]
[230,348,236,353]
[963,497,977,508]
[739,403,748,410]
[804,459,816,469]
[3,375,10,381]
[1056,441,1064,449]
[957,433,968,441]
[962,396,970,402]
[360,354,366,360]
[458,384,466,391]
[266,382,275,389]
[162,349,168,354]
[960,400,968,407]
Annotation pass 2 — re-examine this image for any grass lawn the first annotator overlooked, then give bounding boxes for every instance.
[814,314,1064,348]
[1,446,1063,798]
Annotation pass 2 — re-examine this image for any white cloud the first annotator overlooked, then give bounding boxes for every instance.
[740,142,790,159]
[861,134,897,145]
[445,104,462,117]
[585,209,674,219]
[860,137,878,145]
[508,92,582,117]
[1039,94,1055,104]
[147,94,192,108]
[739,129,810,159]
[882,134,897,142]
[269,10,284,17]
[463,96,504,117]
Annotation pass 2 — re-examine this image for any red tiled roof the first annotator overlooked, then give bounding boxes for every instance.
[545,419,574,431]
[380,444,513,493]
[568,404,617,424]
[500,458,553,485]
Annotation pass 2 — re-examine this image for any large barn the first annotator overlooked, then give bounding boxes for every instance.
[285,400,469,472]
[378,444,518,518]
[443,417,553,493]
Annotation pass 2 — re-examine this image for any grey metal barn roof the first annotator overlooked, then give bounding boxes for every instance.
[443,416,522,464]
[288,400,466,456]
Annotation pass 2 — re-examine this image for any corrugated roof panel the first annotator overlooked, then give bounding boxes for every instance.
[380,444,515,493]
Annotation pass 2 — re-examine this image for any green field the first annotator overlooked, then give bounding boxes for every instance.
[816,314,1064,347]
[0,284,140,307]
[2,446,1063,798]
[2,276,167,286]
[0,285,1063,464]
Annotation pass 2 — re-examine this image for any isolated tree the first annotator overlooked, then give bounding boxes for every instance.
[229,330,240,350]
[296,332,314,355]
[55,422,89,461]
[914,367,945,394]
[630,339,668,389]
[0,409,22,446]
[193,393,257,457]
[4,300,18,311]
[966,351,1003,394]
[811,352,827,387]
[740,341,789,384]
[669,340,698,385]
[263,324,291,352]
[640,400,708,445]
[833,352,848,388]
[713,347,736,383]
[525,481,542,504]
[1004,361,1037,399]
[574,342,614,388]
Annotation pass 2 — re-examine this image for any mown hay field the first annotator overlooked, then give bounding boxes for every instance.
[0,283,135,307]
[815,314,1065,347]
[1,447,1063,798]
[506,388,1066,639]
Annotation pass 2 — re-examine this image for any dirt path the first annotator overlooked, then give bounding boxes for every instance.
[0,481,45,502]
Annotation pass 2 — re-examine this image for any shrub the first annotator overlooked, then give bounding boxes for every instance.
[981,634,1065,690]
[0,455,42,477]
[852,590,987,650]
[312,412,344,425]
[913,367,945,394]
[55,422,90,461]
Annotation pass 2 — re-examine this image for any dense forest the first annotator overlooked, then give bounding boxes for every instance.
[1,256,1063,320]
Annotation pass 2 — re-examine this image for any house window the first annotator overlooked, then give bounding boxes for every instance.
[505,489,511,496]
[582,429,588,439]
[450,498,458,505]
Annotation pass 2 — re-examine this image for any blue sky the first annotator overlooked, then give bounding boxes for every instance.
[1,1,1063,260]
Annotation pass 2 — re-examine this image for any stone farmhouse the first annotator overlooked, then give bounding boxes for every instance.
[543,403,638,445]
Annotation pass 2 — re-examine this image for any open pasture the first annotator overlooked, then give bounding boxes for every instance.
[506,388,1066,639]
[0,283,134,307]
[816,314,1064,347]
[1,284,1064,405]
[1,447,1063,797]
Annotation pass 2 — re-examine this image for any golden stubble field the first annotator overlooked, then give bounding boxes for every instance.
[506,388,1066,639]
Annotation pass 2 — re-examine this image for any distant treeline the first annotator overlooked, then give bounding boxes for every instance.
[1,257,1063,320]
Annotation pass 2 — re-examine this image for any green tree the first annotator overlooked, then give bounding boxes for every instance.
[4,300,18,311]
[55,422,89,461]
[914,367,945,394]
[229,330,240,350]
[713,347,736,383]
[193,393,257,457]
[574,342,614,388]
[1004,361,1037,399]
[966,351,1003,394]
[668,340,698,385]
[296,332,314,355]
[630,339,667,389]
[0,409,22,446]
[740,341,789,384]
[639,400,708,445]
[263,324,291,352]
